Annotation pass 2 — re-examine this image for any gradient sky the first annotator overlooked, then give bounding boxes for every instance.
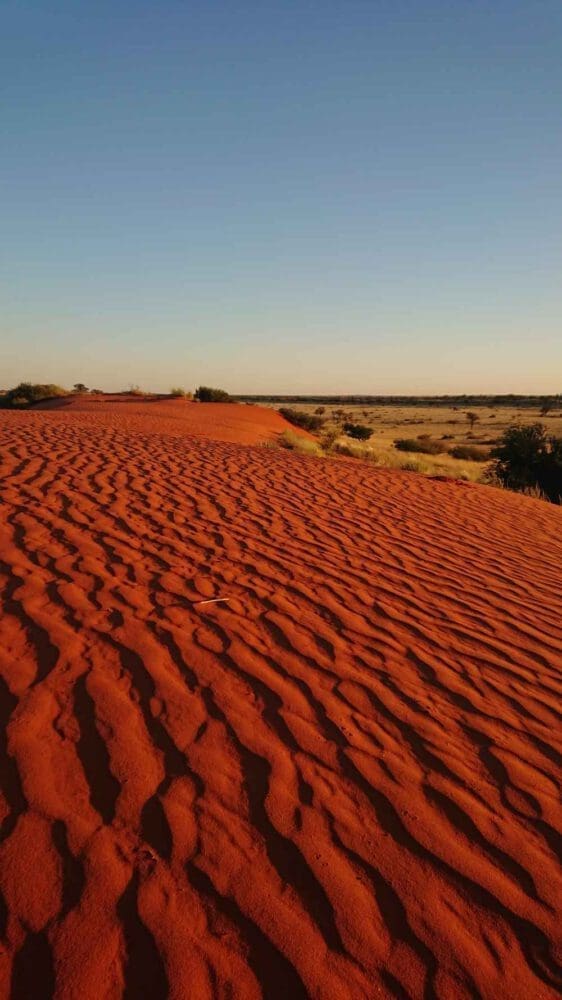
[2,1,561,393]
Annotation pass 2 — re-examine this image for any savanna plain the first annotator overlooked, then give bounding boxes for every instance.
[0,391,561,1000]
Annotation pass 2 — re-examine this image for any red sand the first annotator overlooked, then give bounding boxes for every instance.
[0,400,560,999]
[34,394,313,445]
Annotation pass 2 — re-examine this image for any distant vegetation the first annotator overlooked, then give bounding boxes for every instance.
[394,438,445,455]
[449,444,489,462]
[194,386,234,402]
[278,407,325,432]
[0,382,67,408]
[169,387,193,399]
[489,425,562,503]
[343,422,373,441]
[237,393,562,409]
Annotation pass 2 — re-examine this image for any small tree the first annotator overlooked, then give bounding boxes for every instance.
[466,411,479,430]
[540,398,554,417]
[490,423,562,503]
[73,383,88,393]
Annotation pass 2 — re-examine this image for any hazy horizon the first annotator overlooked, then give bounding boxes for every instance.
[3,1,562,393]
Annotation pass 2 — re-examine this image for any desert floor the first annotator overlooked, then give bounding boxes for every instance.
[265,401,562,444]
[0,397,560,999]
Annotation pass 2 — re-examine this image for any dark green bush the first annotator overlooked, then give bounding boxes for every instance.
[343,422,373,441]
[394,438,444,455]
[194,386,233,402]
[279,408,324,432]
[449,445,489,461]
[1,383,67,408]
[490,424,562,503]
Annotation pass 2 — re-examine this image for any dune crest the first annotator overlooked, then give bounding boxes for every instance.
[0,403,561,999]
[33,395,313,445]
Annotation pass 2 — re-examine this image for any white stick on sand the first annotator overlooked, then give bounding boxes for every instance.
[193,597,231,606]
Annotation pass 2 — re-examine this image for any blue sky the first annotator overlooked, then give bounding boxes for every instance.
[2,1,561,393]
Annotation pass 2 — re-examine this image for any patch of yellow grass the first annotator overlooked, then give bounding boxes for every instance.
[329,437,486,481]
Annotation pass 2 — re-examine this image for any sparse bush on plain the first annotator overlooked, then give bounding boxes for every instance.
[330,440,379,462]
[343,422,373,441]
[488,424,562,503]
[278,407,324,432]
[320,428,339,450]
[169,387,191,398]
[194,386,233,402]
[540,398,555,416]
[449,444,489,462]
[394,438,445,455]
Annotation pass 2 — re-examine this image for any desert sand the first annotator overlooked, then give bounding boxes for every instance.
[0,397,560,999]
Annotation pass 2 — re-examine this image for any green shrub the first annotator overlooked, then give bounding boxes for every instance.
[449,445,489,461]
[169,387,190,398]
[1,383,67,408]
[394,438,445,455]
[489,424,562,503]
[194,386,233,402]
[278,407,324,432]
[343,422,373,441]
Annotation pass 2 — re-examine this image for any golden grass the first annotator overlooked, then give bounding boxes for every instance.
[263,402,562,484]
[266,428,486,482]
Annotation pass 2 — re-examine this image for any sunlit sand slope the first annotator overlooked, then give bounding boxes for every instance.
[0,406,560,999]
[35,395,312,445]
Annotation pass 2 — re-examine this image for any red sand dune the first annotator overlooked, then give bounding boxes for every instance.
[35,394,313,445]
[0,400,560,1000]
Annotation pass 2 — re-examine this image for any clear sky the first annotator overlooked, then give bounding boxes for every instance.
[2,1,561,394]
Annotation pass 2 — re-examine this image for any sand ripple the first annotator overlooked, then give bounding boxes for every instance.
[0,405,561,999]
